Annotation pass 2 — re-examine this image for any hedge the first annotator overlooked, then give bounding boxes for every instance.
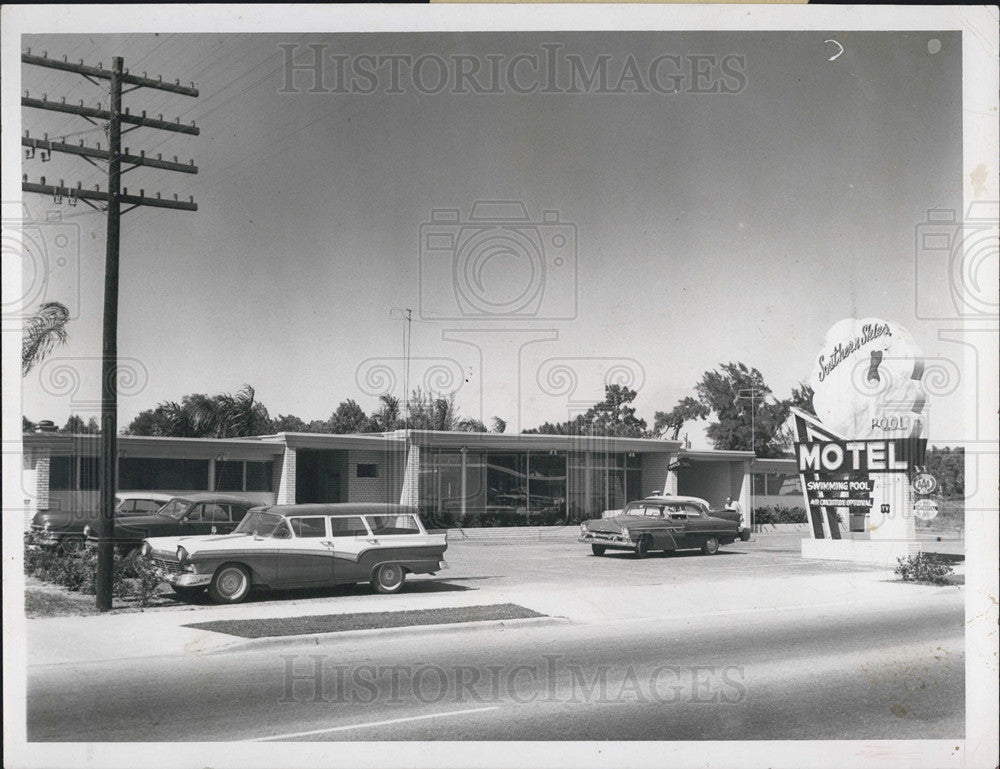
[752,505,807,525]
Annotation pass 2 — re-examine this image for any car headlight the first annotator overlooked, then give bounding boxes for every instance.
[43,521,51,533]
[176,546,189,563]
[83,524,91,537]
[141,542,151,557]
[580,522,589,533]
[622,527,631,541]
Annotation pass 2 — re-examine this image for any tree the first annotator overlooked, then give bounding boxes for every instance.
[490,417,507,434]
[23,416,37,432]
[455,417,487,432]
[214,384,270,437]
[694,363,789,457]
[787,382,815,416]
[326,399,372,433]
[61,414,99,434]
[270,414,309,433]
[653,396,709,440]
[924,446,964,499]
[370,395,402,432]
[524,384,649,438]
[22,301,70,376]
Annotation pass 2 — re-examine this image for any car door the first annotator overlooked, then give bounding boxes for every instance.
[662,505,692,549]
[328,515,373,583]
[276,517,334,586]
[181,503,220,536]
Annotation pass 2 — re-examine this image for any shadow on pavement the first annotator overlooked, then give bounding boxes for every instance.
[165,580,473,606]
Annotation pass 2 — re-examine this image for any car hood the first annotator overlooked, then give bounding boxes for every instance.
[145,532,253,555]
[583,514,653,533]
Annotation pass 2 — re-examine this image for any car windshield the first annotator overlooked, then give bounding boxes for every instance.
[234,511,284,536]
[625,505,663,518]
[156,499,191,519]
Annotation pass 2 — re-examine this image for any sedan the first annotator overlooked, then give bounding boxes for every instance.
[30,492,175,555]
[579,496,742,558]
[84,493,257,557]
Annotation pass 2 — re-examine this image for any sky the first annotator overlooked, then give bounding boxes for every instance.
[15,31,966,446]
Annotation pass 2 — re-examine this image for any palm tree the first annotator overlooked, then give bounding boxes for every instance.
[22,301,70,376]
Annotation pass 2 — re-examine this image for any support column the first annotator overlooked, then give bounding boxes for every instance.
[276,447,297,505]
[400,442,420,507]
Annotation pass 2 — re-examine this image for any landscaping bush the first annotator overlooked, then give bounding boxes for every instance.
[24,531,163,606]
[894,552,954,585]
[752,505,807,525]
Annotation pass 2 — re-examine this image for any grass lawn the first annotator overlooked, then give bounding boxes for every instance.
[186,603,547,638]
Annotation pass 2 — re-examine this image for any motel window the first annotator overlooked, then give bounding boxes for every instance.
[215,461,243,492]
[79,456,100,491]
[49,456,74,490]
[356,463,378,479]
[119,458,209,491]
[245,461,273,492]
[752,472,802,497]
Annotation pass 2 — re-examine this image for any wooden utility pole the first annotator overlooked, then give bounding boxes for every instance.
[21,50,199,610]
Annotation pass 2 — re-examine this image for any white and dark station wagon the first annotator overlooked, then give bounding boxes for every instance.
[142,503,448,604]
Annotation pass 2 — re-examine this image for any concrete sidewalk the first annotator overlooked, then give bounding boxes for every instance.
[26,565,960,667]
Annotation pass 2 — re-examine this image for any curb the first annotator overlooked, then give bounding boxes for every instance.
[202,615,569,654]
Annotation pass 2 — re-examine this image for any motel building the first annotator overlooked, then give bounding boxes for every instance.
[20,426,801,528]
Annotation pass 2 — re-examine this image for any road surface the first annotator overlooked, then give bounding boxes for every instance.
[28,590,962,741]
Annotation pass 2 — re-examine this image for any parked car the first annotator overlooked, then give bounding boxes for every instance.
[30,492,175,555]
[142,503,448,603]
[84,493,257,557]
[579,495,743,558]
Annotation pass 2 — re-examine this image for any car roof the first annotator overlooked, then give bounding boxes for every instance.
[117,492,174,501]
[635,495,711,507]
[249,503,418,517]
[170,493,257,505]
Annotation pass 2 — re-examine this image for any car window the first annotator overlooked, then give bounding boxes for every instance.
[290,517,327,538]
[683,504,706,518]
[230,505,250,522]
[329,516,369,537]
[252,513,284,537]
[366,514,420,535]
[197,503,230,522]
[132,500,164,514]
[272,521,292,539]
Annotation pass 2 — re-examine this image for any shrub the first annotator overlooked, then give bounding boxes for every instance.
[24,532,163,606]
[752,505,807,525]
[895,552,954,585]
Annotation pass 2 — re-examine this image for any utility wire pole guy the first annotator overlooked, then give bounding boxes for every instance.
[21,49,200,611]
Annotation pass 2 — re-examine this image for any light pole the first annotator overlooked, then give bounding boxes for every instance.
[389,307,412,429]
[736,387,762,529]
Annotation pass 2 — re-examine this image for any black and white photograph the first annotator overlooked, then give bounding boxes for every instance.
[2,5,998,769]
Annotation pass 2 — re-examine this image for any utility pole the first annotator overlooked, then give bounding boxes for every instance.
[21,49,199,611]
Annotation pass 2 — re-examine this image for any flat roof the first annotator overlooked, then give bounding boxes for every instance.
[401,430,681,453]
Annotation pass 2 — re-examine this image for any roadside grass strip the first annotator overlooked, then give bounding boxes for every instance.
[184,603,546,638]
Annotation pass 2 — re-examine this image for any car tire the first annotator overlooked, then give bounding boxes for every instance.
[634,535,651,559]
[372,563,406,594]
[59,534,85,556]
[208,564,251,604]
[591,544,606,556]
[740,528,751,542]
[171,585,205,599]
[702,537,720,555]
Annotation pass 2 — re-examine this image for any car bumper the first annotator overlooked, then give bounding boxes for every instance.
[580,532,634,549]
[164,572,213,587]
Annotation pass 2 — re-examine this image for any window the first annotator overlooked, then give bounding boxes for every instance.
[132,499,166,514]
[366,514,419,535]
[119,458,208,491]
[290,517,327,538]
[79,456,100,490]
[245,462,273,492]
[356,463,378,478]
[329,516,369,537]
[197,503,231,522]
[230,505,250,522]
[215,461,244,492]
[49,456,74,490]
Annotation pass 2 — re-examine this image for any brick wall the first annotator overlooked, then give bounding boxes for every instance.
[399,443,420,506]
[347,449,403,504]
[276,448,296,504]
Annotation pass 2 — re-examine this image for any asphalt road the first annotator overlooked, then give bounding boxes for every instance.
[28,589,963,741]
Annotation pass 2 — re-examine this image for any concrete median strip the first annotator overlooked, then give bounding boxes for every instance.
[186,602,548,641]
